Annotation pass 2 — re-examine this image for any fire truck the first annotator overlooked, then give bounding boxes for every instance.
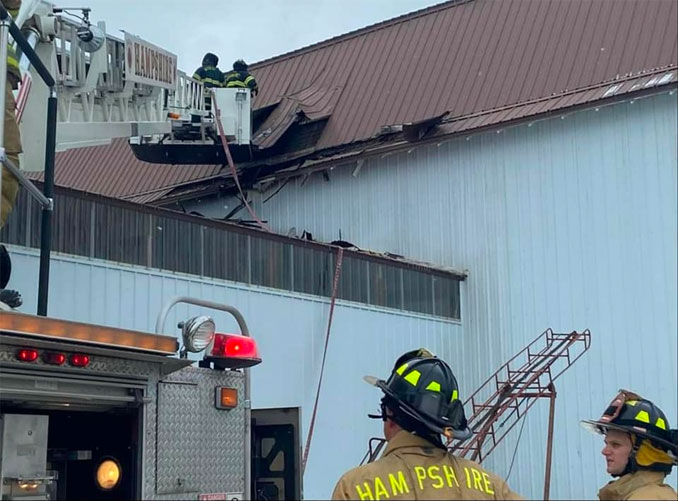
[0,299,262,500]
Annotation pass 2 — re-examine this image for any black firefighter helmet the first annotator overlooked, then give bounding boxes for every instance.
[581,389,678,472]
[365,348,472,441]
[233,59,248,71]
[202,52,219,67]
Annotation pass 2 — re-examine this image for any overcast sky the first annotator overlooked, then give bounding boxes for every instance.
[81,0,443,73]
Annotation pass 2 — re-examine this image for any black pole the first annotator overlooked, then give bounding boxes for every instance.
[0,2,58,315]
[0,5,55,87]
[37,94,57,316]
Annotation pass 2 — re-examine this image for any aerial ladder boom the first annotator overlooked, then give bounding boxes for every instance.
[12,0,252,171]
[0,0,254,314]
[14,0,208,172]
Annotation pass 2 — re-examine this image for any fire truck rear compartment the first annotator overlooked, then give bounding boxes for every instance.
[0,405,140,501]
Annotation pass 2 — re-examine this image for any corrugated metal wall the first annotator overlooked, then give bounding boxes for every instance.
[208,91,674,498]
[7,247,463,499]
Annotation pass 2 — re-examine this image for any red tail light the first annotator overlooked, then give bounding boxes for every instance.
[212,334,258,358]
[69,354,90,367]
[17,349,39,362]
[205,333,261,369]
[43,352,66,365]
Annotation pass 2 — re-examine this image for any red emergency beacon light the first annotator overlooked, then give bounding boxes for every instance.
[203,333,261,369]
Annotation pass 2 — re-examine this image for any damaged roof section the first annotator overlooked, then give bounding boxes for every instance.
[253,82,342,149]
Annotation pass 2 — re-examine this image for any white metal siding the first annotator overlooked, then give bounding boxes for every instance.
[8,248,463,499]
[188,92,678,498]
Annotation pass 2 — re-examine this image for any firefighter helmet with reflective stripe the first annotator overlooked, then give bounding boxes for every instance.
[202,52,218,67]
[581,390,678,473]
[233,59,248,71]
[365,349,472,440]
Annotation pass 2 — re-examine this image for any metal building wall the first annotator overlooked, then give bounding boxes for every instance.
[222,91,675,498]
[8,247,463,499]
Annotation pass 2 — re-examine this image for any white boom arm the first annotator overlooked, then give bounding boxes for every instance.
[15,0,206,172]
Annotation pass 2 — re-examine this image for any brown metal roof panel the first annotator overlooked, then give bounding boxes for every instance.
[494,0,546,107]
[576,87,607,107]
[259,57,296,104]
[521,0,575,102]
[334,31,398,144]
[629,1,664,72]
[126,188,173,205]
[53,139,221,198]
[548,0,592,93]
[465,0,520,115]
[314,46,345,90]
[296,50,327,92]
[513,0,559,104]
[310,40,357,145]
[366,18,432,134]
[575,1,612,88]
[531,96,562,116]
[532,0,574,98]
[436,3,489,117]
[379,18,425,124]
[404,9,457,119]
[339,26,404,143]
[388,13,440,122]
[565,1,603,91]
[487,107,516,126]
[459,0,512,115]
[462,114,492,132]
[424,3,477,118]
[596,1,634,81]
[501,103,534,123]
[648,1,678,69]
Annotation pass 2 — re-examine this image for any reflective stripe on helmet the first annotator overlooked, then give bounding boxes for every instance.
[635,410,650,423]
[426,381,441,392]
[404,370,421,386]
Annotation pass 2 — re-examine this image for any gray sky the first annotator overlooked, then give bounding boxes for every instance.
[82,0,443,73]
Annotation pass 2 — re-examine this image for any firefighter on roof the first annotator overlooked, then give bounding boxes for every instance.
[331,348,522,500]
[581,389,678,500]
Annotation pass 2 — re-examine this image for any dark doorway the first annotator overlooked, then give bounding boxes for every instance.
[252,408,300,501]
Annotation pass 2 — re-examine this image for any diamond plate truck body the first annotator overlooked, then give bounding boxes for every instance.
[0,312,248,501]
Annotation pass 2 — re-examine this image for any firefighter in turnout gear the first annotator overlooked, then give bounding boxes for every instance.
[192,52,224,112]
[331,349,522,500]
[1,0,22,229]
[581,389,678,500]
[224,59,258,96]
[192,52,225,88]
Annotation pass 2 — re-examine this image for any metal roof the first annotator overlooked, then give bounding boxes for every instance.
[45,0,677,201]
[33,139,223,200]
[251,0,676,150]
